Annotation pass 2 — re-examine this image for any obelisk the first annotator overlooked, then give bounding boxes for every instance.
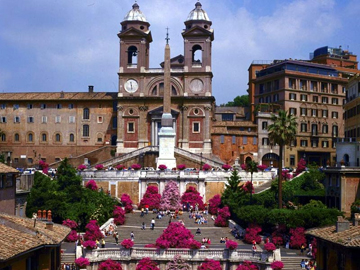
[156,30,176,170]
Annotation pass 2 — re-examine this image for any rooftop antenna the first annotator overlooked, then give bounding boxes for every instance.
[165,27,170,45]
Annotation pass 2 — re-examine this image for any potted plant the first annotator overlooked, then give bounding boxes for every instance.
[264,242,276,262]
[131,164,141,170]
[226,240,238,250]
[116,164,125,170]
[177,164,186,171]
[121,239,134,249]
[77,164,87,171]
[257,164,267,171]
[158,164,167,171]
[82,240,97,250]
[270,261,284,270]
[202,164,211,171]
[222,164,231,171]
[75,257,90,269]
[95,164,104,170]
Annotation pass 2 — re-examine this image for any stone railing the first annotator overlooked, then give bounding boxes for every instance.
[84,247,271,263]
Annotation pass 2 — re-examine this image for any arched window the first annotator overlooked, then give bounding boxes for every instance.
[41,133,47,142]
[69,133,75,142]
[1,133,6,142]
[28,133,33,142]
[127,46,138,66]
[192,45,202,64]
[83,108,90,120]
[14,133,19,142]
[151,83,178,96]
[55,133,61,142]
[83,125,89,137]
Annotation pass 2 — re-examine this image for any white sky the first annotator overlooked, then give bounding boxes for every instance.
[0,0,359,104]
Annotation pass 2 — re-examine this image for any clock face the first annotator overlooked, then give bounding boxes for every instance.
[124,79,139,93]
[190,79,204,93]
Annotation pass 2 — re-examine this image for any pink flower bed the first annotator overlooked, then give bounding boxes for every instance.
[244,224,262,244]
[214,206,230,227]
[270,261,284,270]
[121,239,134,249]
[62,219,78,229]
[85,179,98,191]
[226,240,238,250]
[208,194,221,215]
[136,258,159,270]
[83,220,103,241]
[198,259,222,270]
[158,164,167,170]
[98,259,122,270]
[289,227,306,249]
[75,257,90,268]
[66,230,78,242]
[236,261,259,270]
[83,240,97,249]
[181,186,204,210]
[121,193,133,213]
[264,243,276,252]
[77,164,87,170]
[113,206,125,225]
[139,186,161,210]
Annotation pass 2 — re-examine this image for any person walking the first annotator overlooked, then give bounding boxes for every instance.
[151,218,155,230]
[114,232,119,245]
[252,243,257,256]
[101,238,105,248]
[301,243,305,255]
[130,231,135,241]
[141,222,146,230]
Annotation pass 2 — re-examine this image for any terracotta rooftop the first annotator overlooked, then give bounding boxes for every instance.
[306,223,360,247]
[0,213,71,261]
[0,163,19,174]
[0,92,117,101]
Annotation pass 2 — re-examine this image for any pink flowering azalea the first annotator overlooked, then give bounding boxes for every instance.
[62,219,78,229]
[113,206,126,225]
[226,240,238,250]
[244,224,262,244]
[66,230,78,242]
[95,164,104,170]
[236,261,259,270]
[289,227,306,249]
[83,240,97,249]
[264,243,276,252]
[177,164,186,170]
[242,181,254,194]
[83,220,103,241]
[222,164,232,171]
[75,257,90,268]
[208,194,221,215]
[77,164,87,170]
[85,179,98,191]
[214,206,230,227]
[158,164,167,170]
[116,164,125,170]
[136,258,159,270]
[139,186,161,210]
[98,259,122,270]
[121,239,134,249]
[131,164,141,170]
[188,239,201,249]
[270,261,284,270]
[202,164,212,171]
[257,164,267,171]
[198,259,222,270]
[121,193,133,213]
[181,186,204,210]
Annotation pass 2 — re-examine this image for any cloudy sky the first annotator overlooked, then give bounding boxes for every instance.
[1,0,359,104]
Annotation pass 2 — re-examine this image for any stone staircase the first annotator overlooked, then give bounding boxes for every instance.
[281,255,309,270]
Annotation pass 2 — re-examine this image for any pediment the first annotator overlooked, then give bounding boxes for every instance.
[118,28,152,41]
[182,26,214,39]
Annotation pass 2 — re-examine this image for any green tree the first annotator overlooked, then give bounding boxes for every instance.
[244,160,258,204]
[268,110,297,209]
[221,169,242,209]
[222,95,249,107]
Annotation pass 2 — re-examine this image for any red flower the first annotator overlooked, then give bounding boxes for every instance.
[121,239,134,249]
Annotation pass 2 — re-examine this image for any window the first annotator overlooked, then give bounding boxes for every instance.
[0,116,7,123]
[290,155,295,166]
[41,133,47,142]
[14,116,20,123]
[301,123,307,132]
[300,108,307,116]
[27,104,33,109]
[68,103,74,109]
[322,110,328,118]
[1,133,6,142]
[55,133,61,142]
[55,116,61,123]
[69,116,75,123]
[27,116,34,123]
[289,78,296,89]
[322,124,328,134]
[300,94,307,101]
[331,83,338,94]
[28,133,34,142]
[289,108,297,115]
[310,81,317,91]
[311,109,317,117]
[332,125,338,137]
[262,138,269,145]
[83,108,90,120]
[0,104,6,109]
[321,82,327,92]
[13,104,19,110]
[40,103,47,109]
[273,94,279,102]
[83,125,90,137]
[69,133,75,142]
[311,124,318,135]
[232,136,236,144]
[128,122,135,133]
[112,117,117,129]
[289,93,297,100]
[322,141,329,148]
[290,139,296,147]
[332,98,338,105]
[42,116,47,123]
[193,122,200,133]
[300,140,308,147]
[27,158,33,164]
[332,111,338,119]
[14,133,19,142]
[253,136,257,145]
[300,80,307,90]
[262,121,268,130]
[97,116,103,123]
[313,96,318,103]
[311,139,318,147]
[222,113,233,121]
[97,137,103,142]
[243,136,247,144]
[220,135,224,144]
[57,104,62,109]
[322,97,328,104]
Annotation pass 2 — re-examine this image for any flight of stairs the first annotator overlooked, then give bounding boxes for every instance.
[281,255,309,270]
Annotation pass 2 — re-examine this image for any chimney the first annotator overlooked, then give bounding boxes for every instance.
[46,222,54,231]
[88,85,94,93]
[353,213,360,226]
[60,91,64,98]
[336,216,350,232]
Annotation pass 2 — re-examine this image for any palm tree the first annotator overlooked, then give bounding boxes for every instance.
[267,110,297,209]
